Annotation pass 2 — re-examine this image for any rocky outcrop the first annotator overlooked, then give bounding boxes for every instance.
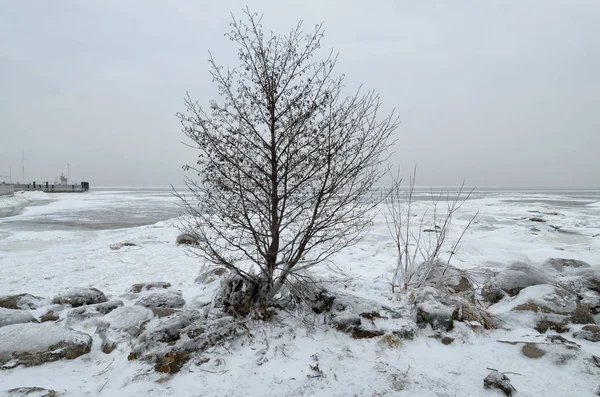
[66,300,123,325]
[481,262,550,303]
[195,267,228,284]
[52,288,107,307]
[6,387,59,396]
[135,290,186,309]
[544,258,591,272]
[0,294,46,310]
[96,305,155,354]
[574,325,600,342]
[409,260,473,293]
[130,282,171,294]
[0,323,92,369]
[129,311,242,374]
[414,287,458,331]
[176,233,199,246]
[0,308,39,328]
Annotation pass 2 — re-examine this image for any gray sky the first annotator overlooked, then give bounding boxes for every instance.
[1,0,598,188]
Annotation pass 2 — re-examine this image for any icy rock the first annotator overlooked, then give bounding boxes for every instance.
[135,289,186,308]
[522,343,545,358]
[0,308,39,328]
[574,325,600,342]
[109,241,138,250]
[5,387,59,397]
[544,258,591,272]
[96,305,155,354]
[130,312,239,374]
[150,307,181,318]
[0,323,92,369]
[414,287,457,331]
[483,370,515,396]
[130,282,171,293]
[52,287,107,307]
[510,285,579,315]
[66,300,123,325]
[195,267,228,284]
[535,318,570,334]
[176,233,198,246]
[0,294,46,310]
[409,260,473,293]
[99,305,154,336]
[482,261,551,303]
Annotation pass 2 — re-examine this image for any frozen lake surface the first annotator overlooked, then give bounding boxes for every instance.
[0,187,599,396]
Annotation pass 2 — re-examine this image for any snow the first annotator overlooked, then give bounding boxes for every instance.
[102,305,155,331]
[0,323,90,360]
[0,308,37,328]
[0,188,599,395]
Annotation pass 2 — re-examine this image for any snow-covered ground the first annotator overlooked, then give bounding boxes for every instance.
[0,188,599,396]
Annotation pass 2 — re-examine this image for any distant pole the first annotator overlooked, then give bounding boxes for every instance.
[9,166,11,183]
[67,163,70,182]
[22,149,24,182]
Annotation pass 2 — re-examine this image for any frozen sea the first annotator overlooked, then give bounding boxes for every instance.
[0,187,599,396]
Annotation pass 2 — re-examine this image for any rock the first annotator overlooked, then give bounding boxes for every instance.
[510,285,578,315]
[483,370,515,396]
[414,287,457,331]
[529,217,545,222]
[544,258,591,272]
[574,325,600,342]
[150,307,181,318]
[176,233,199,246]
[66,300,123,325]
[409,260,473,293]
[535,318,570,334]
[522,343,545,358]
[0,323,92,369]
[6,387,59,396]
[52,287,107,307]
[482,262,551,303]
[131,312,242,374]
[100,305,155,336]
[0,308,39,328]
[0,294,46,310]
[109,241,137,250]
[332,314,362,332]
[570,304,595,325]
[135,290,186,309]
[195,267,228,284]
[440,336,454,345]
[39,311,60,323]
[546,334,581,350]
[130,282,171,293]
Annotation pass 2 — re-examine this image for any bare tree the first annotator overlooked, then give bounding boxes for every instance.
[385,167,477,293]
[175,9,399,317]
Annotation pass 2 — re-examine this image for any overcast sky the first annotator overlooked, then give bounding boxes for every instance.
[0,0,598,188]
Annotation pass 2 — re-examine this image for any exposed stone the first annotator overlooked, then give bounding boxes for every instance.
[482,262,551,303]
[99,305,155,336]
[409,260,473,293]
[483,370,515,396]
[0,294,46,310]
[535,318,570,334]
[574,325,600,342]
[441,336,454,345]
[546,334,580,350]
[6,387,59,396]
[109,241,138,250]
[0,308,39,328]
[414,287,457,331]
[529,217,545,222]
[510,285,578,315]
[150,307,181,318]
[135,290,186,309]
[544,258,591,272]
[52,287,107,307]
[130,282,171,293]
[131,313,241,374]
[176,233,199,246]
[66,300,123,325]
[0,323,92,369]
[570,304,595,325]
[39,311,60,323]
[195,267,228,284]
[522,343,545,358]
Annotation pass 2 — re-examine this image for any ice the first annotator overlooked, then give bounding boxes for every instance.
[0,188,599,396]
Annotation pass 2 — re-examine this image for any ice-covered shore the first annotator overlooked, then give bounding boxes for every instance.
[0,190,599,396]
